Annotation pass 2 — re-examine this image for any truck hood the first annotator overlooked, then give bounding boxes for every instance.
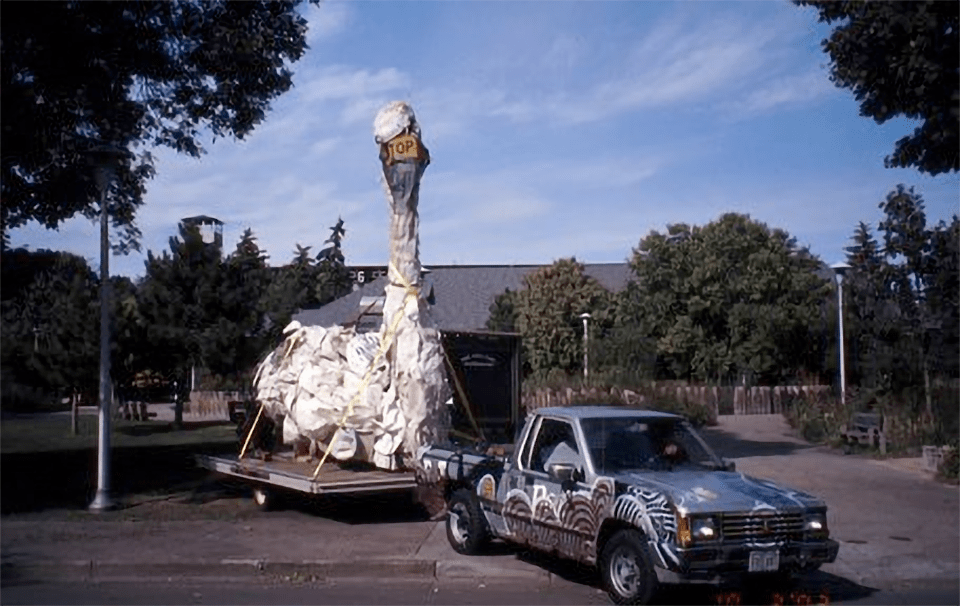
[610,469,825,514]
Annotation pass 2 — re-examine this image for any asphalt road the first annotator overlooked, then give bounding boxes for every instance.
[4,578,959,606]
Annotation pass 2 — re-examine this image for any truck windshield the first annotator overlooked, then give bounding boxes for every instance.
[581,417,719,474]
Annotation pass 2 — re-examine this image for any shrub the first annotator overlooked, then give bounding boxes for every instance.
[521,374,718,427]
[0,379,62,413]
[938,443,959,484]
[782,389,853,445]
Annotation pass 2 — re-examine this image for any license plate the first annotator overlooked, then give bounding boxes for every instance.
[748,551,779,572]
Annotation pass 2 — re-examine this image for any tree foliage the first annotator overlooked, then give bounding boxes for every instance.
[486,288,518,333]
[138,219,351,392]
[137,222,224,386]
[842,221,897,389]
[1,0,310,246]
[843,186,958,424]
[621,214,830,384]
[0,249,99,407]
[513,258,613,377]
[264,222,353,340]
[870,188,957,382]
[1,216,354,411]
[797,0,959,174]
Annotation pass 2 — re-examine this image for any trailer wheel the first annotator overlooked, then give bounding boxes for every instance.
[446,489,489,555]
[599,529,658,605]
[252,486,273,512]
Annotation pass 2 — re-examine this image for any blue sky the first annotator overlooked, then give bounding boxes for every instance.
[10,1,959,277]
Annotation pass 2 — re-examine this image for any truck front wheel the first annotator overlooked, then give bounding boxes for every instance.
[446,489,489,555]
[599,530,659,605]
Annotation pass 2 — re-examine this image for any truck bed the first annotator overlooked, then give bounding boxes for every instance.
[196,453,417,495]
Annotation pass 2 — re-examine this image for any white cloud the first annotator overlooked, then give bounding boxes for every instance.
[305,1,351,46]
[308,137,341,158]
[298,66,409,105]
[459,12,807,127]
[734,70,837,115]
[542,34,586,72]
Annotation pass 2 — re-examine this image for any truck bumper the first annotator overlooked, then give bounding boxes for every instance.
[657,539,840,584]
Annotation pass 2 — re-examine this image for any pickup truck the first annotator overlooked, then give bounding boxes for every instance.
[417,406,839,605]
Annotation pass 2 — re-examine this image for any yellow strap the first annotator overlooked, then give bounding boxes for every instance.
[238,402,265,460]
[311,261,420,479]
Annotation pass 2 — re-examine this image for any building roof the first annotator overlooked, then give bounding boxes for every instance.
[293,263,632,333]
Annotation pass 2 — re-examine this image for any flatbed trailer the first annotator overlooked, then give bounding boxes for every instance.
[196,453,418,508]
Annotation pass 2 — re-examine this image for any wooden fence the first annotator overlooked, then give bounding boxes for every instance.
[523,384,830,416]
[185,390,247,417]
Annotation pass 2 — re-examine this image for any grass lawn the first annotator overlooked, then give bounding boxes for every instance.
[0,414,237,454]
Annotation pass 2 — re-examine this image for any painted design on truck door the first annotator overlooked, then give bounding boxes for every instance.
[499,417,615,562]
[502,476,614,562]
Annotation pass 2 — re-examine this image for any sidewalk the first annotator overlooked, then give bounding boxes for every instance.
[0,493,557,586]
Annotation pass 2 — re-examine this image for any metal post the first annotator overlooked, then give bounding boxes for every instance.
[88,144,123,512]
[580,313,591,381]
[837,275,846,405]
[831,262,850,407]
[89,184,114,511]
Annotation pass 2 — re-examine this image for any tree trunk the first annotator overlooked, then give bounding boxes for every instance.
[71,390,79,435]
[173,380,183,428]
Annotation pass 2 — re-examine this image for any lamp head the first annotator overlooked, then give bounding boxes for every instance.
[830,262,851,276]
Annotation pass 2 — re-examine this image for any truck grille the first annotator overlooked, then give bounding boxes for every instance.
[722,512,804,542]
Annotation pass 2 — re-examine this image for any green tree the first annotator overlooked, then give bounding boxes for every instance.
[137,222,223,424]
[486,288,518,333]
[514,258,613,377]
[262,220,353,339]
[0,250,99,409]
[112,274,150,407]
[875,186,960,414]
[2,1,311,245]
[214,228,273,379]
[313,219,352,308]
[623,214,830,384]
[796,0,959,175]
[924,216,960,380]
[843,222,898,389]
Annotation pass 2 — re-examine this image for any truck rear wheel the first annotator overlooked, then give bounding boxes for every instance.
[599,530,658,605]
[446,489,489,555]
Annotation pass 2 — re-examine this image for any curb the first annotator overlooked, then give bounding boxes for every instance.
[1,558,551,585]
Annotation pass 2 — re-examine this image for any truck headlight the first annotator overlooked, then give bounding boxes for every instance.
[677,515,718,547]
[691,517,718,541]
[804,512,828,538]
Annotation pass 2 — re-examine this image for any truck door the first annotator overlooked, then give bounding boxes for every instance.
[501,417,588,559]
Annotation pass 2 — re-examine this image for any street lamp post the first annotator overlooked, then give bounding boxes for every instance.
[831,262,851,406]
[580,313,591,381]
[88,143,126,512]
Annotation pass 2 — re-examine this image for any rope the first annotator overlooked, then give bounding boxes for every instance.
[238,402,265,460]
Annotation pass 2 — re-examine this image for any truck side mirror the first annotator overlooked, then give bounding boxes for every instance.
[548,463,575,483]
[722,458,736,472]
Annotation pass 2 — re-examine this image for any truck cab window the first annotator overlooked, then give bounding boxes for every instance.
[529,418,581,474]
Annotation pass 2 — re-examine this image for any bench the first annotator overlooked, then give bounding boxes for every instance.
[840,412,886,453]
